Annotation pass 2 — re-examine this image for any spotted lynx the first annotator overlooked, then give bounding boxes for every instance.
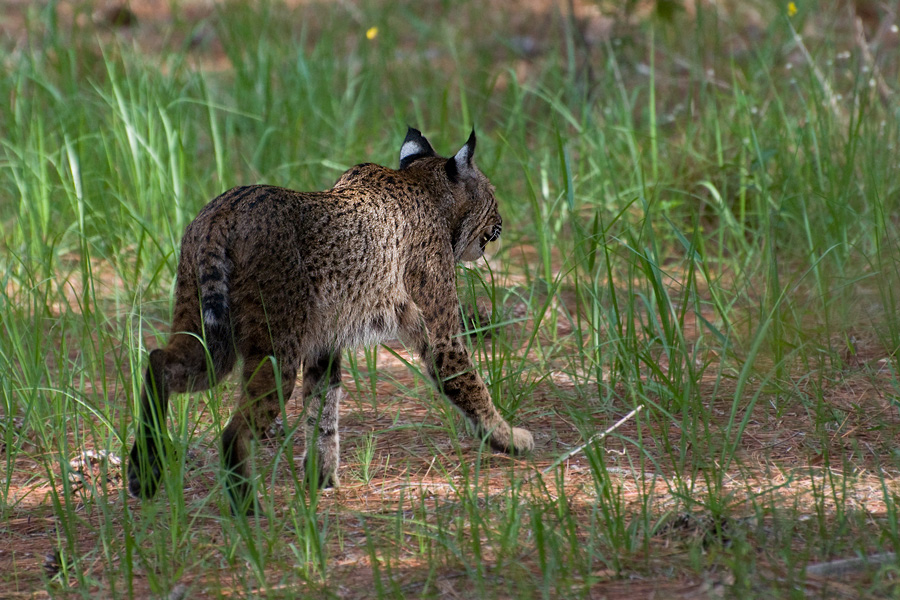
[127,128,534,513]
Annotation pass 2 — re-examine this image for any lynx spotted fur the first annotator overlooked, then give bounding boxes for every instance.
[127,128,534,513]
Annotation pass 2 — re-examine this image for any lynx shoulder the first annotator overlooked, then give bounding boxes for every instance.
[127,128,534,514]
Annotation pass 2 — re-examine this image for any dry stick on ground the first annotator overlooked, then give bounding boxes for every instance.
[543,405,643,473]
[529,405,644,484]
[788,20,843,121]
[805,552,897,578]
[854,16,894,108]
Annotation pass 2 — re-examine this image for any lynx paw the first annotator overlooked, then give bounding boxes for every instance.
[302,451,339,489]
[510,427,535,454]
[227,487,261,516]
[126,440,162,499]
[487,424,534,455]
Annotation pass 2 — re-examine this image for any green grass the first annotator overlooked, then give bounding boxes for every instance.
[2,0,900,597]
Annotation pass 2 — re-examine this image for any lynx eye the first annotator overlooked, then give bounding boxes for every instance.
[479,224,501,251]
[484,223,501,243]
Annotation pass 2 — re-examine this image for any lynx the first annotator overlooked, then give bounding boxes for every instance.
[127,128,534,513]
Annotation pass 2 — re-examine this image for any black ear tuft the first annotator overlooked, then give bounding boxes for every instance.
[464,128,476,164]
[399,127,437,169]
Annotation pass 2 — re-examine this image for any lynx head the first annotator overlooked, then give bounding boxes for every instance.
[400,127,501,262]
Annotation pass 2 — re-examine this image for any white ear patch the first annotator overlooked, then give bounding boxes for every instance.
[399,128,437,168]
[453,144,471,167]
[400,139,428,163]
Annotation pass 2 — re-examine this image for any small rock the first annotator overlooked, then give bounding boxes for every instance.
[43,549,73,578]
[68,449,123,493]
[168,584,189,600]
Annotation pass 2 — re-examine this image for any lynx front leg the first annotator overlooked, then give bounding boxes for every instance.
[429,339,533,454]
[301,351,342,488]
[399,303,534,454]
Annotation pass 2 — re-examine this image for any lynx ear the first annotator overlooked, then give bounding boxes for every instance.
[445,129,476,183]
[399,127,437,169]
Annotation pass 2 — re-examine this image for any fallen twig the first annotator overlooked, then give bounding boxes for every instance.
[788,20,843,120]
[806,552,897,577]
[516,405,645,492]
[854,16,893,108]
[539,405,644,478]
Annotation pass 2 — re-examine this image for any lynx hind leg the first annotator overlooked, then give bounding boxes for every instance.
[221,355,296,515]
[399,305,534,455]
[127,349,169,499]
[301,351,342,489]
[127,332,235,499]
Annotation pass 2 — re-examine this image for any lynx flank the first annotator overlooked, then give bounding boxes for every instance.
[127,128,534,513]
